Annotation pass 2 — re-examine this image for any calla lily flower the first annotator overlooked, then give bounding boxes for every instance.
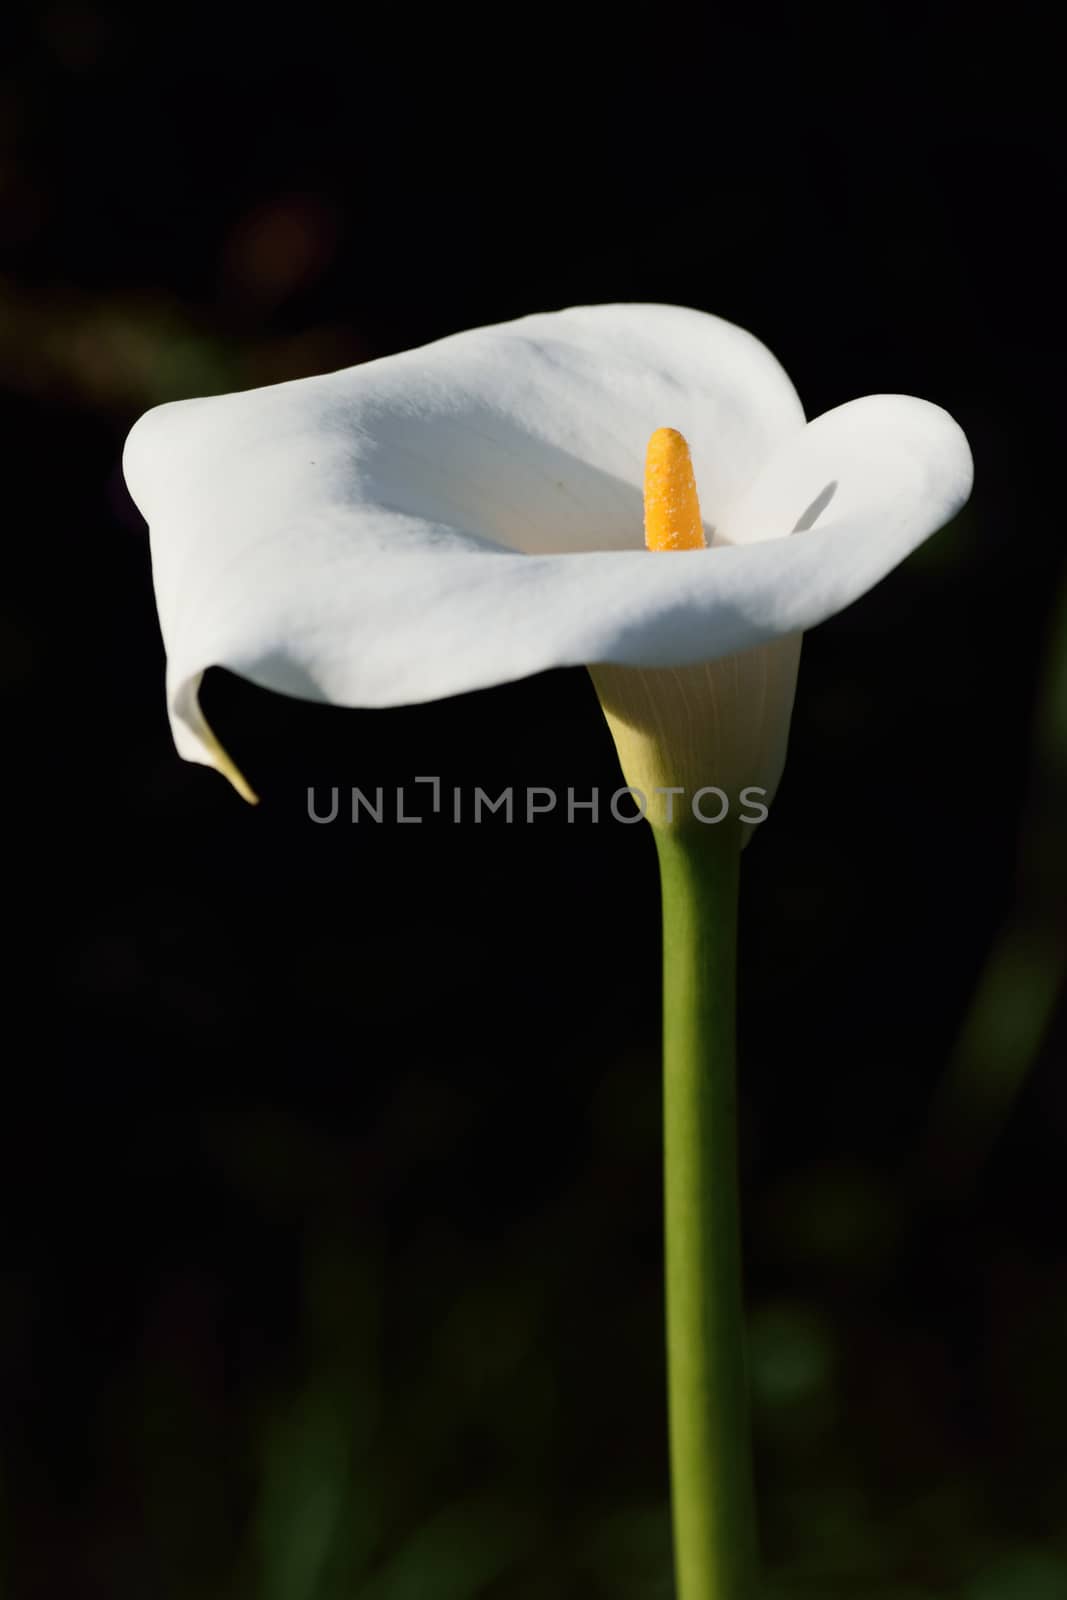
[123,303,972,812]
[123,301,975,1596]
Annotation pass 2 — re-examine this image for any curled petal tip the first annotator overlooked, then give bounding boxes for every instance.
[200,714,259,804]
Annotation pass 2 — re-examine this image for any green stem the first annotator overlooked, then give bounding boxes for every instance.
[655,821,758,1600]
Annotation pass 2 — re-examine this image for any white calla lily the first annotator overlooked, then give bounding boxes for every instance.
[123,302,972,813]
[123,301,977,1595]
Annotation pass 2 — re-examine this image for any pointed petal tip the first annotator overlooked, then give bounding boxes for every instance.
[227,767,260,806]
[206,733,259,805]
[173,673,259,804]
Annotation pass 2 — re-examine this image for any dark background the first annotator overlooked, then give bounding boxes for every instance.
[3,6,1066,1596]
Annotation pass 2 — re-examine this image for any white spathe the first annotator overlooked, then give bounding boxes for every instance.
[123,302,973,804]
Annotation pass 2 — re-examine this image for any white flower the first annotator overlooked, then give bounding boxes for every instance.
[123,303,973,812]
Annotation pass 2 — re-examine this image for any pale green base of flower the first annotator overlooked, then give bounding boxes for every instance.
[590,641,800,833]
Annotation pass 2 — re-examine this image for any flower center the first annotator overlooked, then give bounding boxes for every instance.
[644,428,707,552]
